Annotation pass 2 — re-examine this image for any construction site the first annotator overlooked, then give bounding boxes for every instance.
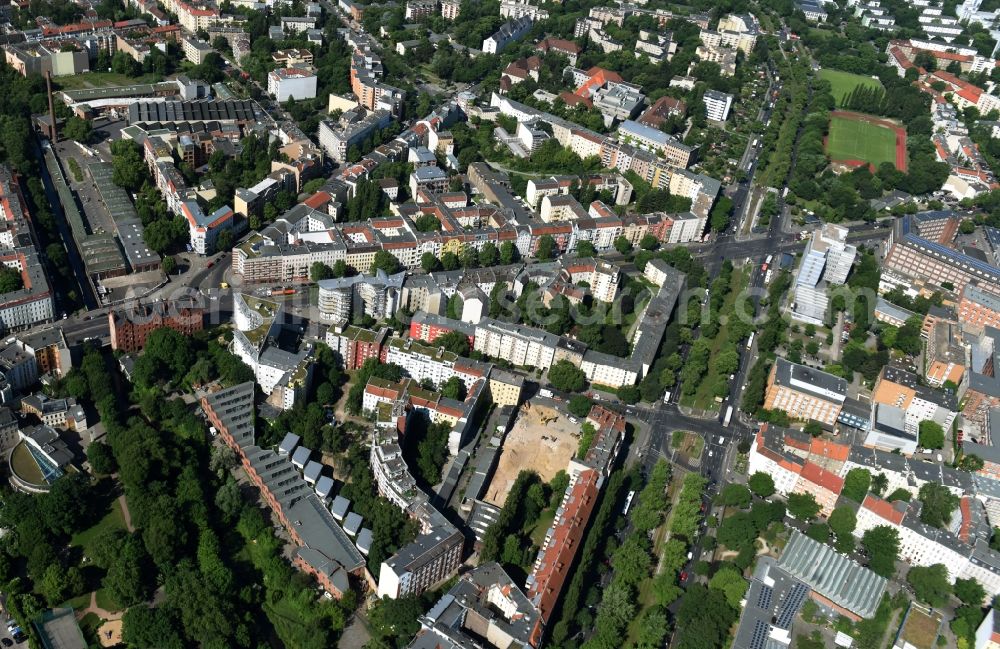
[483,402,579,506]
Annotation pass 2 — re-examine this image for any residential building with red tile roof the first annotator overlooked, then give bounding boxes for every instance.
[794,461,844,516]
[525,469,600,624]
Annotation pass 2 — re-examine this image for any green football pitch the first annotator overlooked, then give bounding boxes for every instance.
[818,69,883,105]
[825,115,899,168]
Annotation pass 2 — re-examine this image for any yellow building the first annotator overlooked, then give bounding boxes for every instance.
[488,368,524,406]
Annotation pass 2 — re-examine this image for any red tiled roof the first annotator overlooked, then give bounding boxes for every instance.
[537,37,582,55]
[808,438,850,462]
[526,469,600,623]
[799,461,844,494]
[573,67,625,99]
[862,494,905,525]
[586,404,626,434]
[302,191,331,209]
[784,434,811,452]
[559,91,592,108]
[958,497,972,543]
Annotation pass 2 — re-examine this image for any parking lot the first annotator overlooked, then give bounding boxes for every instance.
[1,612,27,646]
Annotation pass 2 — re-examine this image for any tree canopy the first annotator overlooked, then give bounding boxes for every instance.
[548,360,587,392]
[917,483,959,529]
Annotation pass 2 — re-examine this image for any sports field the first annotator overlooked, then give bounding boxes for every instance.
[819,69,883,105]
[826,112,905,170]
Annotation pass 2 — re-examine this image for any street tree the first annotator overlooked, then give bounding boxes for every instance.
[906,564,951,607]
[786,493,821,521]
[748,472,775,498]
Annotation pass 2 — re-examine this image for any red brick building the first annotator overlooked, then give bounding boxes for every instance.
[109,299,204,353]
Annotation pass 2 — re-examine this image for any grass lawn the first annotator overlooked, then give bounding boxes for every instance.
[624,475,680,644]
[818,69,883,105]
[682,265,751,411]
[61,592,92,611]
[54,71,162,91]
[94,588,120,613]
[826,115,898,168]
[528,507,556,547]
[71,498,126,559]
[670,430,704,461]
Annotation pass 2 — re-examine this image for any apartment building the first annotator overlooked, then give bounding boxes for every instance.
[202,383,365,599]
[0,168,54,332]
[975,608,1000,649]
[963,326,1000,444]
[558,258,621,303]
[411,563,542,649]
[959,282,1000,332]
[440,0,460,19]
[795,461,845,517]
[699,13,759,54]
[409,311,476,345]
[855,494,1000,593]
[349,43,406,116]
[268,67,318,102]
[764,358,847,426]
[231,294,312,410]
[635,29,677,63]
[488,368,525,407]
[317,270,405,326]
[885,213,1000,295]
[747,428,806,495]
[617,120,695,166]
[365,379,470,599]
[703,89,734,122]
[326,325,389,371]
[525,469,601,623]
[384,338,491,392]
[536,37,581,65]
[109,298,204,352]
[482,16,533,54]
[318,109,393,163]
[181,201,234,255]
[499,0,549,21]
[751,423,1000,596]
[792,224,857,325]
[0,341,37,404]
[181,35,213,64]
[866,365,957,453]
[410,166,449,196]
[377,508,464,599]
[925,318,966,387]
[474,319,559,370]
[695,42,737,77]
[18,328,70,379]
[405,0,438,19]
